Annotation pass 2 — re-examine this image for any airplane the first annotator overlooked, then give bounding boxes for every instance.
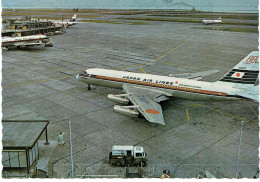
[202,17,222,25]
[53,14,77,27]
[2,34,51,50]
[54,30,64,35]
[76,51,259,125]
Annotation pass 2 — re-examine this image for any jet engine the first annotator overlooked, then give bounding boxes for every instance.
[113,105,140,118]
[107,94,130,104]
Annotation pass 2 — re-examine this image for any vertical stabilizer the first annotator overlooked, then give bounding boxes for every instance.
[218,51,259,86]
[70,14,77,22]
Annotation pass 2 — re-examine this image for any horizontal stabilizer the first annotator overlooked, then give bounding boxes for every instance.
[169,70,219,80]
[236,85,259,102]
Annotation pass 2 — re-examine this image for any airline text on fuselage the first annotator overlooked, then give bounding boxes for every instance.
[122,76,201,88]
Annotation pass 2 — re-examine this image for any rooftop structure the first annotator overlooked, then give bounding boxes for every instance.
[2,120,49,176]
[2,19,63,37]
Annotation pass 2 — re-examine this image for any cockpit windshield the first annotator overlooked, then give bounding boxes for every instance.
[79,71,88,77]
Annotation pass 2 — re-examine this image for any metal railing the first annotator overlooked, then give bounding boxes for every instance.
[76,175,119,178]
[49,163,258,178]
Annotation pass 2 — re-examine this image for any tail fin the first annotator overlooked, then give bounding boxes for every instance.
[70,14,77,22]
[218,51,259,86]
[218,16,222,20]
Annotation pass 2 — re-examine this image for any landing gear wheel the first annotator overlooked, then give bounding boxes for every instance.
[87,84,91,90]
[115,161,122,167]
[140,161,146,167]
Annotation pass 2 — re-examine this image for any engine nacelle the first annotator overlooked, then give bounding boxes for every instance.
[108,94,130,104]
[113,105,140,118]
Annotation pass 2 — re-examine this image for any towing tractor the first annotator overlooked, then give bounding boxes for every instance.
[109,145,148,167]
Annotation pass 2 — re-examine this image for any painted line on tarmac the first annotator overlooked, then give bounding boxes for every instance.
[215,109,259,131]
[243,99,258,118]
[161,62,197,69]
[3,75,72,88]
[185,109,190,122]
[114,32,198,70]
[187,104,207,107]
[140,67,146,74]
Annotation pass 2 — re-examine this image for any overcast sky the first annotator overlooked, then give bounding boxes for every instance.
[1,0,258,12]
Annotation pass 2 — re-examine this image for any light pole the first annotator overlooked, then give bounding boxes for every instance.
[235,121,243,178]
[69,121,74,178]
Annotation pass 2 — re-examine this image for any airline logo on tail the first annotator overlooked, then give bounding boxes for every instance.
[245,55,259,63]
[231,72,245,78]
[219,51,259,85]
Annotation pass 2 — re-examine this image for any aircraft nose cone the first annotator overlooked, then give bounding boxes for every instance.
[76,74,79,80]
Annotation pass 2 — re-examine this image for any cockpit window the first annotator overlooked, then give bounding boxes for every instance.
[79,72,88,77]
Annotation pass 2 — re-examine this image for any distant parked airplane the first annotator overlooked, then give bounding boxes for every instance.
[54,14,77,27]
[202,17,222,25]
[76,51,259,125]
[2,34,51,50]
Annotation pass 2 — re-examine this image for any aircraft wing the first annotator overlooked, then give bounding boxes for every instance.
[169,70,219,80]
[122,84,171,125]
[13,42,43,47]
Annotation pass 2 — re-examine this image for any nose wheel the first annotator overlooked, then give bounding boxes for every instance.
[88,84,91,90]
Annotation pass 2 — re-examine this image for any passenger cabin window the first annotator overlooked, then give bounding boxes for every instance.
[79,72,88,77]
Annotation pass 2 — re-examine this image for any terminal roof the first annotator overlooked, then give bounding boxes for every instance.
[2,120,49,149]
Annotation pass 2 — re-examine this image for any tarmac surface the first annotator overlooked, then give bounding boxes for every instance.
[2,12,259,178]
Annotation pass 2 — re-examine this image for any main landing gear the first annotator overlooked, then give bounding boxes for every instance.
[87,84,91,90]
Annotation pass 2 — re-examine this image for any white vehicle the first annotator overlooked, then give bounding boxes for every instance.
[76,51,259,125]
[109,145,148,167]
[2,34,51,50]
[53,14,77,27]
[202,17,222,25]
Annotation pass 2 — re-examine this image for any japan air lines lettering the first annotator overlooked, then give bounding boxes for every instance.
[122,75,202,88]
[122,75,203,89]
[122,75,174,85]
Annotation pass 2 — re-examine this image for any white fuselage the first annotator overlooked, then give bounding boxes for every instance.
[202,19,222,25]
[54,21,76,27]
[77,68,240,101]
[2,35,49,47]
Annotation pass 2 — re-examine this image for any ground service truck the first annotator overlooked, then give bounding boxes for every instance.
[109,145,148,167]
